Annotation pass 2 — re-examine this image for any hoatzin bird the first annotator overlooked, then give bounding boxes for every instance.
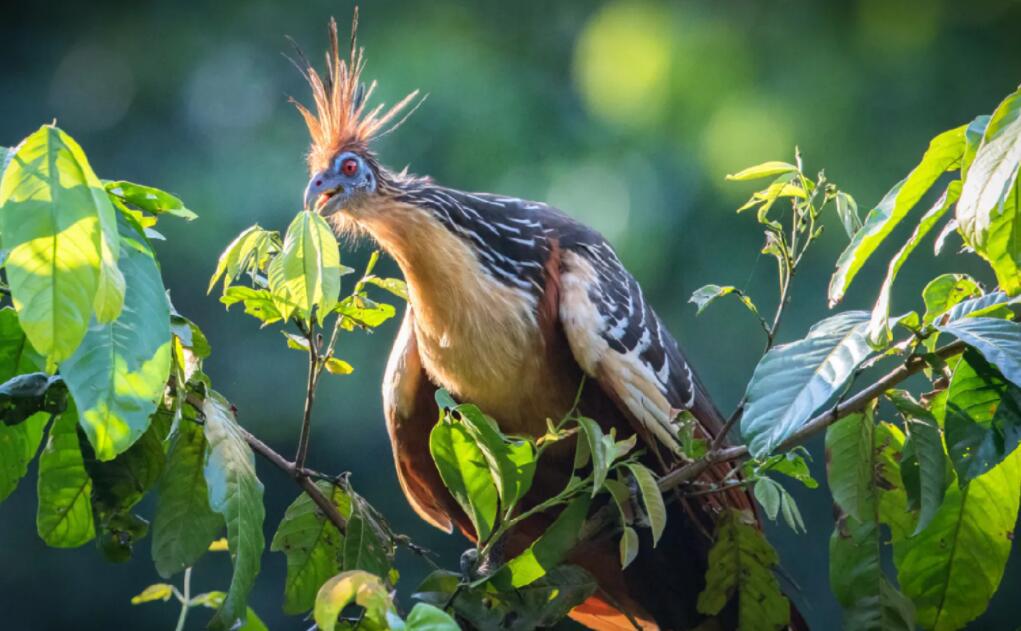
[295,16,799,631]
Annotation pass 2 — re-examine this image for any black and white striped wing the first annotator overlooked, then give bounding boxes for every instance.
[557,240,725,454]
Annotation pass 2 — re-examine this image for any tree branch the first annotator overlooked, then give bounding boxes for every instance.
[660,339,966,493]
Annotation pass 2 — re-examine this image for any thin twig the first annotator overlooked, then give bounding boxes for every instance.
[295,325,319,472]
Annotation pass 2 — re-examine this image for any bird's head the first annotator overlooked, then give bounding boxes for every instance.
[294,11,420,229]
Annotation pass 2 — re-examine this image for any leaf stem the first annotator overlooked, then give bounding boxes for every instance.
[174,567,191,631]
[294,324,319,473]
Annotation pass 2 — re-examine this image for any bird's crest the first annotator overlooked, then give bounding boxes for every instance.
[291,9,420,173]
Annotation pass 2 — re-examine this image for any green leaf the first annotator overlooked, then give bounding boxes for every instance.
[696,509,789,630]
[452,403,536,511]
[314,570,393,631]
[943,351,1021,483]
[208,226,280,294]
[268,210,341,323]
[829,518,915,631]
[887,391,950,533]
[487,493,592,589]
[726,161,798,181]
[829,124,967,305]
[753,477,781,521]
[405,603,459,631]
[130,583,174,604]
[343,490,395,579]
[958,87,1021,294]
[202,392,265,631]
[363,276,408,301]
[105,181,197,221]
[866,181,961,347]
[0,125,122,366]
[429,413,499,541]
[742,311,873,457]
[895,448,1021,630]
[324,356,354,375]
[270,482,351,614]
[84,412,167,519]
[961,114,992,178]
[826,408,915,629]
[938,317,1021,387]
[335,294,397,330]
[221,286,283,325]
[756,450,818,488]
[191,592,268,631]
[835,191,862,239]
[0,412,48,501]
[942,291,1018,323]
[688,284,760,318]
[61,232,172,461]
[625,463,666,545]
[619,525,639,569]
[922,274,983,326]
[576,416,611,494]
[36,402,95,547]
[151,410,223,578]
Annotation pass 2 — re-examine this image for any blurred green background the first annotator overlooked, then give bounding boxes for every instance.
[2,0,1020,628]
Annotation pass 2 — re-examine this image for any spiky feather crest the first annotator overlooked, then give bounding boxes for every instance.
[292,9,420,174]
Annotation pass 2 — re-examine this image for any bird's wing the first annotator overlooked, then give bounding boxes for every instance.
[557,240,753,515]
[557,240,724,451]
[382,306,459,533]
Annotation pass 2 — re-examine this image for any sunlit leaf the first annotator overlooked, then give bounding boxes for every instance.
[937,317,1021,387]
[487,493,592,589]
[208,226,280,295]
[221,286,283,325]
[942,351,1021,483]
[895,448,1021,630]
[130,583,174,605]
[151,410,223,578]
[958,87,1021,294]
[314,570,393,631]
[105,180,197,221]
[268,210,341,323]
[429,413,498,541]
[696,509,789,630]
[0,125,122,366]
[829,124,967,305]
[921,274,983,326]
[726,161,798,181]
[835,191,862,240]
[270,482,351,614]
[202,392,265,631]
[742,312,873,457]
[451,403,536,511]
[324,357,354,375]
[363,276,408,301]
[36,402,95,547]
[335,294,396,330]
[866,181,961,347]
[62,231,172,461]
[689,284,760,318]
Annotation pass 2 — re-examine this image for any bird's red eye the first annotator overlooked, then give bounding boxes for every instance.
[341,158,359,177]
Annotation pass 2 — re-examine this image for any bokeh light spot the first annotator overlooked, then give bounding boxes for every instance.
[49,44,135,132]
[547,162,631,241]
[700,96,794,193]
[857,0,943,55]
[186,45,275,131]
[574,1,673,129]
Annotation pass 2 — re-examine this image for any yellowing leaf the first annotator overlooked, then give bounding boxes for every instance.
[314,570,393,631]
[130,583,174,605]
[208,537,229,552]
[726,161,798,181]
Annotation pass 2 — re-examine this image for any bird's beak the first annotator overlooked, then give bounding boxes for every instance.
[304,170,346,214]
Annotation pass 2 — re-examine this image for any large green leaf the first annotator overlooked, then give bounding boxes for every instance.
[826,408,916,629]
[452,403,536,511]
[487,493,592,589]
[405,603,460,631]
[36,402,95,547]
[105,181,197,221]
[867,181,961,347]
[268,210,341,323]
[0,125,122,365]
[937,317,1021,387]
[0,412,47,502]
[429,413,499,541]
[151,412,223,578]
[829,125,966,305]
[888,391,951,533]
[203,392,265,631]
[84,412,167,518]
[921,274,982,326]
[942,351,1021,483]
[270,483,351,614]
[895,448,1021,630]
[957,87,1021,294]
[696,509,789,630]
[61,234,172,461]
[741,312,873,457]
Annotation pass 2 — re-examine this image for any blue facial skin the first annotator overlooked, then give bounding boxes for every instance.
[303,151,377,213]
